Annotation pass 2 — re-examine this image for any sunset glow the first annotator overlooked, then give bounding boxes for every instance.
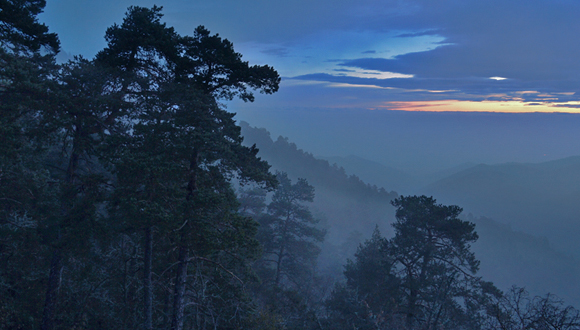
[380,100,580,113]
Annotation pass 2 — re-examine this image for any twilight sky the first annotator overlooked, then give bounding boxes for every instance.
[41,0,580,113]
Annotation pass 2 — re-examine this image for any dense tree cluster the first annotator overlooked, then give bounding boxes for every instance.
[1,2,280,329]
[1,2,578,330]
[324,197,580,330]
[239,172,327,329]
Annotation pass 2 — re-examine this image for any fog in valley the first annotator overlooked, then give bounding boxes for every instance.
[235,109,580,304]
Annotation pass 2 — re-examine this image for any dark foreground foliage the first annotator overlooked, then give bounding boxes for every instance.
[1,2,578,330]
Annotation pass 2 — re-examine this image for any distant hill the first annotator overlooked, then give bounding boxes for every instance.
[319,155,480,195]
[240,121,580,303]
[470,215,580,304]
[423,156,580,254]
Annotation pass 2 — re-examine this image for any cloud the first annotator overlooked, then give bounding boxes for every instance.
[291,73,502,94]
[288,70,580,107]
[333,0,580,105]
[396,29,441,38]
[260,47,290,57]
[268,0,580,106]
[42,0,580,109]
[551,104,580,109]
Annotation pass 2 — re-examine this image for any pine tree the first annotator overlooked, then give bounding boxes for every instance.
[97,6,279,329]
[250,172,326,329]
[257,172,325,289]
[0,1,61,328]
[390,195,480,329]
[326,196,498,330]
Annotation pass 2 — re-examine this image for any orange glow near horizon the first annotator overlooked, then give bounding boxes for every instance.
[379,100,580,113]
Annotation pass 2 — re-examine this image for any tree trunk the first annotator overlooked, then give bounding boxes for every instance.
[275,245,285,287]
[275,213,291,287]
[171,234,189,330]
[407,287,416,330]
[170,149,197,330]
[143,226,153,330]
[41,142,79,330]
[40,248,62,330]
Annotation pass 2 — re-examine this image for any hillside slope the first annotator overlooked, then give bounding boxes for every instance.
[241,121,580,303]
[240,121,398,243]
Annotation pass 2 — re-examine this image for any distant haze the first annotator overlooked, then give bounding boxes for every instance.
[240,120,580,304]
[233,107,580,175]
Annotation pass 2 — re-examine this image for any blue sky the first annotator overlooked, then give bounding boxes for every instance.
[40,0,580,113]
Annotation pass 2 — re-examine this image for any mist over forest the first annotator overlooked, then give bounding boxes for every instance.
[4,1,580,329]
[233,106,580,176]
[234,108,580,252]
[239,120,580,305]
[235,107,580,305]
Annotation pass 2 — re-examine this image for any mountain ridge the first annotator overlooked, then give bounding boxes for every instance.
[240,120,580,303]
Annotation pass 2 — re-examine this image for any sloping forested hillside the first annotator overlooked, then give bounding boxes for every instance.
[241,121,580,304]
[320,155,418,194]
[240,121,397,244]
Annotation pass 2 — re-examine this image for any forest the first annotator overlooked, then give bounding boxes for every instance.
[1,1,580,329]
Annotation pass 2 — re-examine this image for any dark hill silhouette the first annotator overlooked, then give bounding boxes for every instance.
[423,156,580,254]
